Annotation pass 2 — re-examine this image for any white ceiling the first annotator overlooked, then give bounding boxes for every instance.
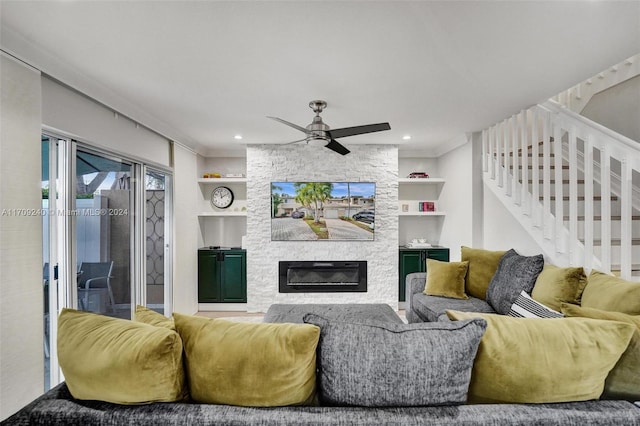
[1,1,639,156]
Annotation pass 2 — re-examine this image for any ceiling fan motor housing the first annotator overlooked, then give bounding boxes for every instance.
[306,115,330,141]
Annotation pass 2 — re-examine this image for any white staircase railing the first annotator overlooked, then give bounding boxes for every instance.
[553,54,640,113]
[482,99,640,280]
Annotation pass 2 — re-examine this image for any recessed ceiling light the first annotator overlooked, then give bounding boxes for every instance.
[402,135,411,140]
[234,135,243,140]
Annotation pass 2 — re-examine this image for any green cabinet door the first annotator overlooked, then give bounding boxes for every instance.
[220,251,247,302]
[198,251,221,302]
[398,247,450,302]
[425,248,450,262]
[198,249,247,303]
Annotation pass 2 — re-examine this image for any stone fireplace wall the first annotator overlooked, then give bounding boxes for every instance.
[246,144,399,312]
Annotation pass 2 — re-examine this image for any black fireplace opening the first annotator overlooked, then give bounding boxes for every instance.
[279,261,367,293]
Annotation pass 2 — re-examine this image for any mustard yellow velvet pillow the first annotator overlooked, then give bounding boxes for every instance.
[173,313,320,407]
[57,308,187,404]
[425,259,469,300]
[561,303,640,401]
[582,270,640,315]
[445,310,634,404]
[134,305,175,330]
[461,246,506,299]
[531,265,587,311]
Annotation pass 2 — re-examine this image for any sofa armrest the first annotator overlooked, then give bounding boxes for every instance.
[405,272,426,323]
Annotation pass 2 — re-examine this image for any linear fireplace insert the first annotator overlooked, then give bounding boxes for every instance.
[279,261,367,293]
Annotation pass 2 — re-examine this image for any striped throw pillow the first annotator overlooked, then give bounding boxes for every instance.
[508,291,563,318]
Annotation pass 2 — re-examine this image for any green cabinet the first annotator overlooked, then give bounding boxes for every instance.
[198,248,247,303]
[398,247,449,301]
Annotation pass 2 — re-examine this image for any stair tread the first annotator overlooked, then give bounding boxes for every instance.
[541,196,619,201]
[529,180,585,184]
[500,153,555,158]
[563,216,640,221]
[611,264,640,269]
[512,165,569,169]
[593,239,640,246]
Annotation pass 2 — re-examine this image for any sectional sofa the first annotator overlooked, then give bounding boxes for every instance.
[3,247,640,425]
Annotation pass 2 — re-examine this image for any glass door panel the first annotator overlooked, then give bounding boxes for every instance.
[41,135,54,391]
[75,149,132,319]
[145,170,171,315]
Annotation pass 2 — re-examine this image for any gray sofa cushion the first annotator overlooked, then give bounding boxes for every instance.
[406,272,495,323]
[302,313,487,407]
[264,303,403,324]
[486,249,544,314]
[413,293,495,322]
[5,383,640,426]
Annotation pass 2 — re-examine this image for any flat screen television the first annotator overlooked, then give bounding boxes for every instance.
[271,182,375,241]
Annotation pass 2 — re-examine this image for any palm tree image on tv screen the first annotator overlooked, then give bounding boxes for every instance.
[271,182,375,241]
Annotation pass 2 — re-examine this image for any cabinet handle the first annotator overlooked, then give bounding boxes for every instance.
[217,252,225,262]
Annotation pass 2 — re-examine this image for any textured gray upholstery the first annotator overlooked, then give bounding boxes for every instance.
[4,383,640,426]
[405,272,495,323]
[264,303,403,324]
[413,294,495,322]
[303,314,486,407]
[405,272,428,323]
[486,249,544,314]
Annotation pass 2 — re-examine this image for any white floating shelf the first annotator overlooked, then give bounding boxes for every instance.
[398,211,446,216]
[198,211,247,217]
[398,178,445,184]
[198,178,247,184]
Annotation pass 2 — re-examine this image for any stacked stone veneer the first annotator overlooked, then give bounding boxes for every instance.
[246,144,399,312]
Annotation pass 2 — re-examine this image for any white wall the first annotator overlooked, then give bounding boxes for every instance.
[246,144,399,312]
[0,54,43,421]
[200,156,247,177]
[581,75,640,143]
[398,157,439,177]
[483,186,544,256]
[438,138,474,261]
[172,144,199,315]
[41,77,171,168]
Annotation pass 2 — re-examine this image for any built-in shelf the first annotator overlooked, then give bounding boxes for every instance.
[198,178,247,184]
[198,178,247,219]
[397,178,445,184]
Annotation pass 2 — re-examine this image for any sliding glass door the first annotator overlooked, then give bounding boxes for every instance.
[41,133,173,391]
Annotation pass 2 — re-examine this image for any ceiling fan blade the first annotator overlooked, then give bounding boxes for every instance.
[327,122,391,139]
[283,137,309,145]
[267,116,309,134]
[325,139,350,155]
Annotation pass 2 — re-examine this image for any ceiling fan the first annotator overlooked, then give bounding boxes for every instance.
[267,100,391,155]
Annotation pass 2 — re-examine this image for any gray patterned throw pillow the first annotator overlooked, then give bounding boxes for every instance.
[486,249,544,314]
[303,314,487,407]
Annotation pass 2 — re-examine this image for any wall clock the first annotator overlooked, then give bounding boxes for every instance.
[210,186,234,209]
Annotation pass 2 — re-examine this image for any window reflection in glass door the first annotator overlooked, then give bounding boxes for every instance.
[75,149,132,319]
